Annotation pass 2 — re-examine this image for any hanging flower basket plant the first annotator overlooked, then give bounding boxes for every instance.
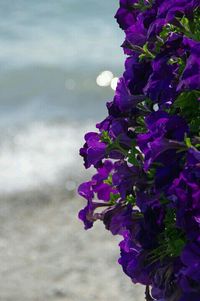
[78,1,200,300]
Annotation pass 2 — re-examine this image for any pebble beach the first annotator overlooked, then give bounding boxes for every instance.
[0,187,144,301]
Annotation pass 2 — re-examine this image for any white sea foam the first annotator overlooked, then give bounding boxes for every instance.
[0,122,94,193]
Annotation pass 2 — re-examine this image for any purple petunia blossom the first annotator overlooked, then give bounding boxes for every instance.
[137,111,188,171]
[80,132,107,168]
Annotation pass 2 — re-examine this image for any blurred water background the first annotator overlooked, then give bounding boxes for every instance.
[0,0,124,193]
[0,1,144,300]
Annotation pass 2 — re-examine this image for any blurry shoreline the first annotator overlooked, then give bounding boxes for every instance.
[0,183,144,301]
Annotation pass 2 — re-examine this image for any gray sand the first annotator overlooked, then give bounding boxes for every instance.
[0,188,144,301]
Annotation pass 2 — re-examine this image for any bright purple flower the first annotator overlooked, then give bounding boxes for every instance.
[78,161,117,229]
[80,132,107,168]
[78,181,94,202]
[91,160,118,202]
[78,181,96,229]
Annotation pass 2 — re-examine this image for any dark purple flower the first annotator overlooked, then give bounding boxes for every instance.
[187,148,200,166]
[180,242,200,291]
[151,263,182,301]
[114,77,145,113]
[119,246,152,285]
[137,111,188,171]
[136,192,161,212]
[178,43,200,92]
[179,293,200,301]
[103,204,133,235]
[125,22,147,49]
[168,163,200,240]
[158,0,200,23]
[115,0,138,30]
[124,55,152,95]
[144,54,178,104]
[136,206,165,249]
[112,161,141,198]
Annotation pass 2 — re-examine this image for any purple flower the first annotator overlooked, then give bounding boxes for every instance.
[124,54,152,95]
[114,77,145,113]
[181,242,200,284]
[136,206,165,250]
[137,111,188,171]
[78,181,96,229]
[119,246,152,285]
[151,263,181,301]
[147,0,200,40]
[125,21,147,48]
[144,54,178,104]
[179,293,200,301]
[80,132,107,168]
[168,163,200,240]
[115,0,138,30]
[112,161,141,198]
[78,161,117,229]
[136,192,161,212]
[158,0,200,23]
[103,204,133,235]
[178,43,200,92]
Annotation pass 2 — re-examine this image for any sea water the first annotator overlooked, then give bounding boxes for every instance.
[0,0,124,193]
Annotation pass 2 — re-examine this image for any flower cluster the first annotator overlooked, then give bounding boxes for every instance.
[78,1,200,300]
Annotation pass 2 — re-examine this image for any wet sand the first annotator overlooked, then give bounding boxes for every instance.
[0,187,144,301]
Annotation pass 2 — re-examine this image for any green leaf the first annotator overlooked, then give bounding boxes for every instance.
[104,175,113,185]
[125,194,136,206]
[128,144,140,166]
[185,136,192,148]
[109,193,120,205]
[101,130,112,145]
[139,42,155,61]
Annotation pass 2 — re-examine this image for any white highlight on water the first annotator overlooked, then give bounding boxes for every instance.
[96,70,113,87]
[110,77,119,90]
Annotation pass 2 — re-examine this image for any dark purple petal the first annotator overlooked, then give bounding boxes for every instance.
[178,43,200,92]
